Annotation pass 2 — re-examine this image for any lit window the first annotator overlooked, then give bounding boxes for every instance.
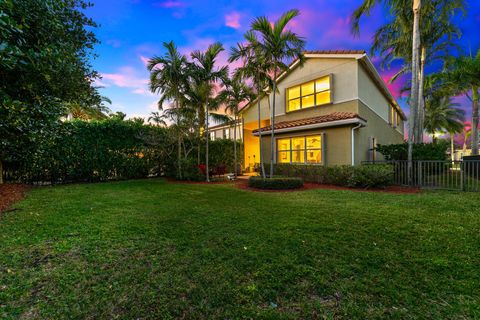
[287,76,331,112]
[224,128,230,139]
[210,132,215,140]
[277,135,322,164]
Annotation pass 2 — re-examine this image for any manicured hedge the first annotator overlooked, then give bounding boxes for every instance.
[248,176,304,190]
[274,164,394,189]
[376,142,448,161]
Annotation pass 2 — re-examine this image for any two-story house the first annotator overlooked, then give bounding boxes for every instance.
[239,50,405,172]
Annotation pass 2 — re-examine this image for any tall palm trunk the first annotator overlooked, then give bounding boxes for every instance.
[205,104,210,182]
[408,0,421,185]
[269,71,277,178]
[176,99,182,180]
[472,87,479,155]
[257,85,266,179]
[233,114,238,177]
[416,46,426,143]
[450,133,455,162]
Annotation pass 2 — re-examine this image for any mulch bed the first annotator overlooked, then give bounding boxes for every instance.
[235,180,420,194]
[166,177,232,185]
[0,184,31,213]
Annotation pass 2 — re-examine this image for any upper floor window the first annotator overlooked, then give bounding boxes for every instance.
[223,128,230,139]
[287,75,331,112]
[389,106,400,128]
[210,131,215,140]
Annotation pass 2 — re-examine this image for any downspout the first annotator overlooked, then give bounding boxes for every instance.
[351,124,363,166]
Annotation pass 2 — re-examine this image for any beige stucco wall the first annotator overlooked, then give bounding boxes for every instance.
[240,56,406,168]
[259,126,353,167]
[241,58,359,123]
[354,101,405,164]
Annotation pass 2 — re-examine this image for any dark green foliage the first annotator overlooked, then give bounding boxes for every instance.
[347,164,394,189]
[248,176,303,190]
[0,0,102,169]
[376,142,448,161]
[207,139,243,173]
[5,119,168,183]
[274,164,394,189]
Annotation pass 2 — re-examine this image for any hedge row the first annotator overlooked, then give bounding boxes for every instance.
[376,142,448,161]
[248,176,304,190]
[274,164,394,189]
[4,119,243,184]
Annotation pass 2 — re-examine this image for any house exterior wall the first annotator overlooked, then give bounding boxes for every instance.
[239,56,405,169]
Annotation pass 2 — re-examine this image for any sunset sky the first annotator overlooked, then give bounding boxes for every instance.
[86,0,480,120]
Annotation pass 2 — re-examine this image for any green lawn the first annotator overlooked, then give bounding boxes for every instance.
[1,179,479,319]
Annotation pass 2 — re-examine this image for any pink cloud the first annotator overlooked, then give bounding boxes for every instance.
[225,12,241,29]
[139,55,150,67]
[101,66,149,90]
[154,1,185,8]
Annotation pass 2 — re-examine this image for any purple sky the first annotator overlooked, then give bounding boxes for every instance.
[87,0,480,120]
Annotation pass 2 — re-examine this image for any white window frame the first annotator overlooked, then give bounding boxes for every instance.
[286,75,332,113]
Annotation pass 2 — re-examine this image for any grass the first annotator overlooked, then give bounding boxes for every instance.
[1,178,479,319]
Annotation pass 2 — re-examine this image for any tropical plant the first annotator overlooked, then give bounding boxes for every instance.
[249,9,305,177]
[351,0,465,183]
[440,49,480,154]
[189,43,229,181]
[218,78,254,177]
[424,97,464,143]
[148,41,189,179]
[229,35,273,178]
[148,111,167,126]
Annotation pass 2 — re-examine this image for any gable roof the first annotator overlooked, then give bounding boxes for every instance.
[239,51,406,120]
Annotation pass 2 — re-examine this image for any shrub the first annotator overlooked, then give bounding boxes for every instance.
[273,164,394,189]
[347,164,394,189]
[376,142,448,161]
[248,176,304,190]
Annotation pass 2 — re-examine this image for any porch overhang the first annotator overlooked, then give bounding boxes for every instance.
[252,112,367,136]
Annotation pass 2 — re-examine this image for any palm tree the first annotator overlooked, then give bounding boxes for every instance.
[218,77,254,177]
[368,0,464,143]
[148,111,167,126]
[229,35,273,179]
[441,50,480,155]
[424,97,464,144]
[148,41,189,179]
[250,9,305,178]
[190,43,228,182]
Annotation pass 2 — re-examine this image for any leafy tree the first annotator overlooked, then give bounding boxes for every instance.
[189,43,228,181]
[440,50,480,154]
[148,111,168,126]
[218,78,254,177]
[148,41,189,179]
[424,97,464,143]
[0,0,102,183]
[229,35,274,179]
[250,9,305,177]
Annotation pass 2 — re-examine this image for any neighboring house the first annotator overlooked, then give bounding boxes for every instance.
[208,120,243,141]
[238,50,406,172]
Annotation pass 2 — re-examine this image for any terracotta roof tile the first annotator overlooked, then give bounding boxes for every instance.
[304,50,366,55]
[253,112,366,133]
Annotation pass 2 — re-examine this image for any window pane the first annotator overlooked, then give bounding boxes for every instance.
[277,151,291,163]
[302,94,315,108]
[277,138,290,151]
[292,137,305,150]
[301,81,315,96]
[316,91,331,105]
[306,135,321,149]
[288,98,301,111]
[306,149,321,164]
[315,76,330,92]
[292,149,305,163]
[287,86,300,99]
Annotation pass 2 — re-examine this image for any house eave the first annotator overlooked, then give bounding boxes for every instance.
[252,118,367,136]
